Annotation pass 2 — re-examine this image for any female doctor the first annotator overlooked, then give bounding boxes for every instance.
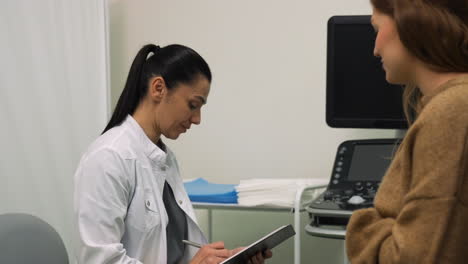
[74,44,271,264]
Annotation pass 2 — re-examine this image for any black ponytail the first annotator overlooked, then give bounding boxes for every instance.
[102,44,211,134]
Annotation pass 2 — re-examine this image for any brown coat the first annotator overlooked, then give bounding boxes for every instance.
[346,76,468,264]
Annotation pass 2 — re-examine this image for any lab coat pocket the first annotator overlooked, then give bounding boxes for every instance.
[143,191,160,230]
[127,188,161,231]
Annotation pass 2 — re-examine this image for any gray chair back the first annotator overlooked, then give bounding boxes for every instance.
[0,213,69,264]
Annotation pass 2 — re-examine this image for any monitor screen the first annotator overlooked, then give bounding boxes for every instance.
[347,144,396,181]
[326,15,407,129]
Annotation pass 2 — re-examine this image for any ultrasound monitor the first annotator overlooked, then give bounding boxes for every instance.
[326,15,407,129]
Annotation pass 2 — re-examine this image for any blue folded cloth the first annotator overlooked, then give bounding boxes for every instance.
[184,178,238,204]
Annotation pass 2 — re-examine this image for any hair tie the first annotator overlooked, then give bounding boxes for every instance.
[146,45,161,60]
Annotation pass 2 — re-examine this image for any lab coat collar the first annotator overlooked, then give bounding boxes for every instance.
[124,115,168,165]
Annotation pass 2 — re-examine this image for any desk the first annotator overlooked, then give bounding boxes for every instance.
[192,184,326,264]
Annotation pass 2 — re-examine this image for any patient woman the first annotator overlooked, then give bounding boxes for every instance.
[346,0,468,263]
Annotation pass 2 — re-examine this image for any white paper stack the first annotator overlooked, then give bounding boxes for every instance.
[235,178,328,208]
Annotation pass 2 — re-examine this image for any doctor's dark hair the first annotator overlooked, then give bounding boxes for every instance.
[102,44,212,134]
[370,0,468,125]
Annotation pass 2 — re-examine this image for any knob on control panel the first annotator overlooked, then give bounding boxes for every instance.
[354,182,364,191]
[324,191,333,200]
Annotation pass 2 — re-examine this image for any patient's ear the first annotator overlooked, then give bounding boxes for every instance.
[148,76,167,103]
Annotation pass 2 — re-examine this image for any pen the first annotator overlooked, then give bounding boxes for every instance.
[182,239,203,248]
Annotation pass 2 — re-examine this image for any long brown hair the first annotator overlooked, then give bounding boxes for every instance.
[371,0,468,125]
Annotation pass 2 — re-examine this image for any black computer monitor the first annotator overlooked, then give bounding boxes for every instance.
[326,15,407,129]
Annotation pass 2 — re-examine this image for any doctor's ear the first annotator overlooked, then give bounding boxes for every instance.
[148,76,167,103]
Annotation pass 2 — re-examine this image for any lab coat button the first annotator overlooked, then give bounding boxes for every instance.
[146,201,151,207]
[178,200,183,205]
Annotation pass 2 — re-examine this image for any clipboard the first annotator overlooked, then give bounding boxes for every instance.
[220,224,296,264]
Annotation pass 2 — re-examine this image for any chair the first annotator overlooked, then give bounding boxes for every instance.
[0,213,69,264]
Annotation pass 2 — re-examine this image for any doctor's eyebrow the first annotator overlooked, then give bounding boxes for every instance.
[194,95,207,105]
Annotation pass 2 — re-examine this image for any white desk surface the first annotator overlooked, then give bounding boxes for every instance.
[191,184,327,264]
[192,202,297,212]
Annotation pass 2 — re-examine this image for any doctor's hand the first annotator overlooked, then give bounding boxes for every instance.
[231,247,273,264]
[190,241,231,264]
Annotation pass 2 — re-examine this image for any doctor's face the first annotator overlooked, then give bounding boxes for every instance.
[157,76,210,140]
[371,9,416,85]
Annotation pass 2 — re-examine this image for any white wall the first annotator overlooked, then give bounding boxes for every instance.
[0,0,109,261]
[109,0,396,183]
[108,1,397,263]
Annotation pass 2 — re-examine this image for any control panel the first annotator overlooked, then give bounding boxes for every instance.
[308,138,401,213]
[305,138,401,239]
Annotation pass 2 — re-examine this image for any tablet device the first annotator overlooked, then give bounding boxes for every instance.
[220,224,296,264]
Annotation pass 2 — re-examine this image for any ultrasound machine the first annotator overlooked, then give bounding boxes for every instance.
[305,15,407,251]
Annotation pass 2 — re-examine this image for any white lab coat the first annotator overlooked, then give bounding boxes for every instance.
[74,115,207,264]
